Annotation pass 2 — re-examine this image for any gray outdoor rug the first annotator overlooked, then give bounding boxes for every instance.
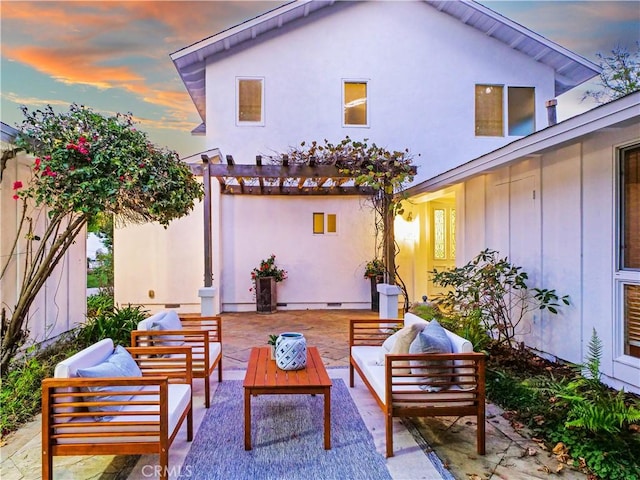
[178,378,392,480]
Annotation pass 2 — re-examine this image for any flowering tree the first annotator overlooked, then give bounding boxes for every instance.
[0,104,203,373]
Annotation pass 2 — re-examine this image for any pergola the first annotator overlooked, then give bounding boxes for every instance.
[189,154,376,196]
[188,154,378,288]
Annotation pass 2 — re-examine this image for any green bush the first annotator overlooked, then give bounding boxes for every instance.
[77,304,148,347]
[86,292,115,318]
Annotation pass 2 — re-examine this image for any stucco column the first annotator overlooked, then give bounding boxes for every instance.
[198,286,218,316]
[377,283,401,319]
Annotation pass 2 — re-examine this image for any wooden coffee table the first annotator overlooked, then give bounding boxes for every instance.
[243,346,332,450]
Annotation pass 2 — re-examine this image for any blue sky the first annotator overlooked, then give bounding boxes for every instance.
[1,1,638,158]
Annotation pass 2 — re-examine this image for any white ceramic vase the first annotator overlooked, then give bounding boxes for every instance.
[275,332,307,370]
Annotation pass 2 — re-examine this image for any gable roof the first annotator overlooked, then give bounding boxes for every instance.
[171,0,600,129]
[405,91,640,196]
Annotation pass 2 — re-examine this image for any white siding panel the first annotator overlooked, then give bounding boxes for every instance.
[462,176,486,262]
[485,170,510,257]
[582,134,615,377]
[541,145,582,363]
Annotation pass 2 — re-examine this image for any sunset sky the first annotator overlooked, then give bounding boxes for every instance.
[1,1,638,158]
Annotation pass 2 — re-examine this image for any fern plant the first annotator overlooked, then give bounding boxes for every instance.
[555,329,640,435]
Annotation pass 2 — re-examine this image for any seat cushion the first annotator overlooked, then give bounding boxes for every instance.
[54,384,191,444]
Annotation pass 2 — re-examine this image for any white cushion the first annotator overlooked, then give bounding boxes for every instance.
[137,310,169,331]
[404,312,429,329]
[54,338,115,378]
[352,345,475,406]
[54,383,191,444]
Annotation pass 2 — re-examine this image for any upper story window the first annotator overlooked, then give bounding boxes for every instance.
[343,80,368,127]
[475,84,535,137]
[237,77,264,125]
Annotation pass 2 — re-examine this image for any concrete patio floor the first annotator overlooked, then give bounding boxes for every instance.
[1,309,589,479]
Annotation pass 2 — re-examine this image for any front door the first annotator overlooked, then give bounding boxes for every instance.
[426,200,456,301]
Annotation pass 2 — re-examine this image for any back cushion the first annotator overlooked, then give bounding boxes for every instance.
[148,310,184,346]
[76,345,144,418]
[409,320,454,391]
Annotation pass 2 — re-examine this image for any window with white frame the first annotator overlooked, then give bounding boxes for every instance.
[475,85,535,137]
[343,80,368,126]
[619,144,640,359]
[237,77,264,125]
[313,213,337,235]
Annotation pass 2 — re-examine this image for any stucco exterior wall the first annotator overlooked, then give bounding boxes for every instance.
[459,123,640,393]
[1,146,86,346]
[219,195,377,312]
[204,1,556,184]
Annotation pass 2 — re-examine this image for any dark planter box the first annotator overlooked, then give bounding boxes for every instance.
[256,276,277,313]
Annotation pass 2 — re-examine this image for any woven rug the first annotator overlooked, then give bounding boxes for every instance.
[178,378,392,480]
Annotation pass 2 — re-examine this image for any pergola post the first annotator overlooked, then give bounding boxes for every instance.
[198,154,217,315]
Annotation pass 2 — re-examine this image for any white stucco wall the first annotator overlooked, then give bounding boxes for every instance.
[459,122,640,393]
[1,146,86,346]
[204,1,556,184]
[114,188,205,314]
[219,195,377,311]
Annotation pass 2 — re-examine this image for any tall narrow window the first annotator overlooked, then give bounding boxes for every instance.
[434,208,446,259]
[508,87,535,136]
[313,213,324,234]
[475,84,503,136]
[327,214,337,233]
[237,78,264,124]
[344,81,368,126]
[622,145,640,269]
[619,144,640,359]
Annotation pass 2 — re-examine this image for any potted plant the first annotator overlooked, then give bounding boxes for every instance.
[267,334,278,359]
[364,258,385,311]
[250,254,287,313]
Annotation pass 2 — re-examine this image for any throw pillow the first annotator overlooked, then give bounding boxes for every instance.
[77,346,143,418]
[409,320,454,391]
[149,311,185,346]
[377,323,424,373]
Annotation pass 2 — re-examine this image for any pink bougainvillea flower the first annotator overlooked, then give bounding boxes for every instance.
[34,158,41,170]
[13,180,23,190]
[13,194,19,200]
[78,147,89,155]
[78,136,87,144]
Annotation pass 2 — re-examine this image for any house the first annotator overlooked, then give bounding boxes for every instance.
[0,121,87,346]
[115,0,600,316]
[401,91,640,394]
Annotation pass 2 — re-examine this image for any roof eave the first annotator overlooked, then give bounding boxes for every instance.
[406,91,640,196]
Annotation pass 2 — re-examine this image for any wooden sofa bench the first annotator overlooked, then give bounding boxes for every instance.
[131,310,223,408]
[349,314,486,457]
[42,338,193,480]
